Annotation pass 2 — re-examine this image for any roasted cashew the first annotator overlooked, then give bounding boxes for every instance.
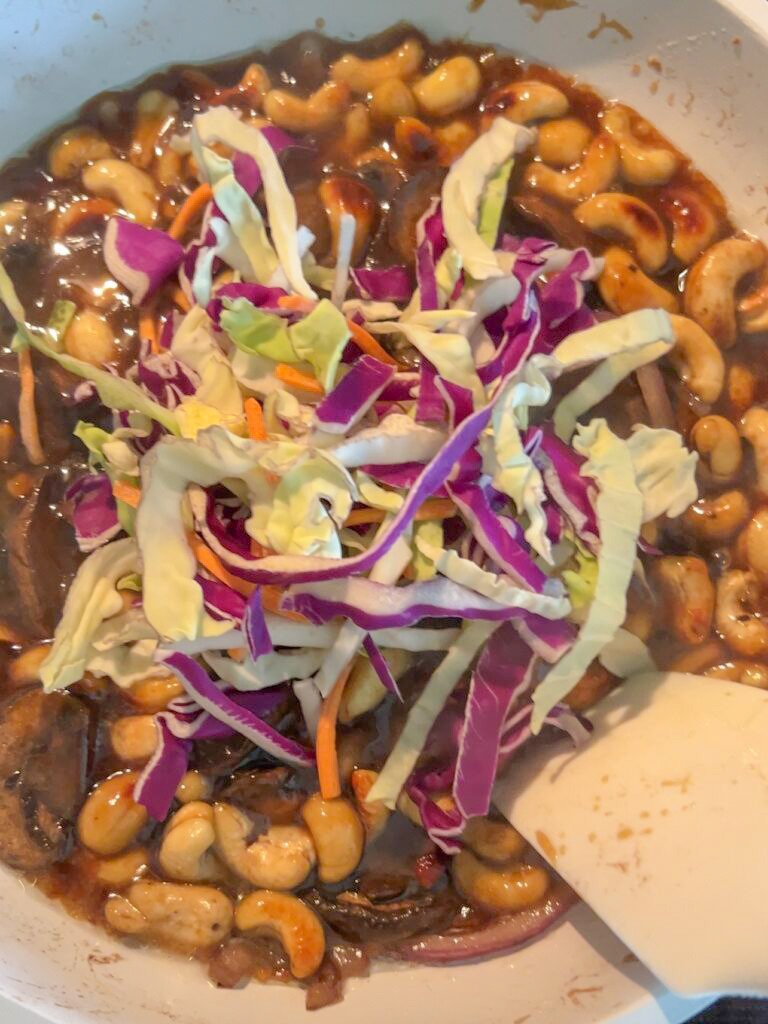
[728,364,756,416]
[301,793,364,884]
[214,803,316,890]
[63,310,118,366]
[233,63,272,105]
[130,90,179,169]
[741,508,768,577]
[651,556,715,645]
[667,314,724,404]
[350,769,391,841]
[48,126,113,179]
[339,649,411,724]
[524,132,619,205]
[683,236,766,348]
[601,104,680,186]
[82,159,158,225]
[159,802,219,882]
[370,79,417,123]
[154,147,184,188]
[690,415,742,479]
[176,770,213,804]
[330,38,424,94]
[127,673,183,712]
[668,639,727,675]
[597,245,679,315]
[716,570,768,656]
[318,175,377,264]
[110,715,158,764]
[0,199,28,252]
[657,185,721,267]
[575,192,668,274]
[737,266,768,334]
[435,120,477,166]
[413,56,482,118]
[235,891,325,979]
[535,117,592,168]
[78,772,148,856]
[704,659,768,688]
[682,490,751,542]
[95,848,149,889]
[105,880,233,953]
[7,644,48,685]
[341,103,371,156]
[740,406,768,495]
[394,116,437,162]
[483,80,569,127]
[263,81,350,133]
[463,817,527,865]
[452,849,549,913]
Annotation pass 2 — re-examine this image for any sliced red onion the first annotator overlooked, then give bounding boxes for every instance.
[396,882,577,964]
[133,718,190,820]
[362,633,403,701]
[104,218,184,306]
[350,266,412,303]
[66,472,121,553]
[314,355,395,434]
[244,587,273,659]
[159,651,315,766]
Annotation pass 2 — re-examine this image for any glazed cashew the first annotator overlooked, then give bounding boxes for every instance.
[318,176,377,264]
[716,570,768,657]
[394,116,437,162]
[128,673,183,712]
[598,245,679,315]
[484,80,569,127]
[95,848,149,889]
[728,364,756,416]
[651,556,715,645]
[330,38,424,94]
[463,818,527,866]
[110,715,158,764]
[601,104,680,185]
[704,659,768,688]
[63,309,118,366]
[682,490,751,542]
[339,649,411,724]
[666,314,724,404]
[130,90,178,168]
[740,508,768,577]
[350,769,391,841]
[452,850,549,913]
[176,770,213,804]
[657,185,721,267]
[524,132,619,205]
[78,772,148,856]
[683,236,766,348]
[370,79,417,123]
[235,891,325,979]
[105,880,233,953]
[341,103,371,156]
[7,643,49,685]
[301,793,365,884]
[737,266,768,334]
[668,639,727,675]
[690,415,742,479]
[263,81,350,133]
[413,56,482,118]
[48,126,113,179]
[214,803,316,890]
[82,159,158,225]
[575,192,668,274]
[740,407,768,495]
[435,120,477,166]
[535,117,592,168]
[159,802,220,882]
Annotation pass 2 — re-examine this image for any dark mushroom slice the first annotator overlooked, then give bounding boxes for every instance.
[387,166,445,265]
[293,182,332,260]
[0,688,90,872]
[216,765,307,824]
[318,176,379,265]
[305,887,457,945]
[511,192,592,251]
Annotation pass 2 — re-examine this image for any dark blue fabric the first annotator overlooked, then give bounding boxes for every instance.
[692,1001,768,1022]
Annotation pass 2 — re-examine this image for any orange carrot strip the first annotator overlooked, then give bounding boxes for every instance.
[245,397,267,441]
[139,309,160,355]
[16,347,44,466]
[316,664,353,801]
[277,295,316,313]
[187,532,254,598]
[344,497,456,528]
[168,183,213,241]
[275,364,324,395]
[52,198,117,239]
[347,319,398,367]
[112,480,142,508]
[172,286,192,312]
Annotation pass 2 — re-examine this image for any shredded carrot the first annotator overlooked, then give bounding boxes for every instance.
[112,480,142,508]
[139,309,160,355]
[316,664,353,800]
[347,319,398,367]
[52,198,117,239]
[277,295,316,313]
[275,364,324,395]
[16,347,44,466]
[344,497,456,528]
[245,397,267,441]
[168,183,213,241]
[172,286,192,313]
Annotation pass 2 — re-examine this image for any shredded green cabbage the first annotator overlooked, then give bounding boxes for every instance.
[626,425,699,521]
[220,298,297,363]
[289,299,350,392]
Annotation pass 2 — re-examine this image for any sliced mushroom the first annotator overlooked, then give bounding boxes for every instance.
[217,766,307,824]
[305,887,457,944]
[0,688,90,871]
[511,193,591,251]
[387,166,446,265]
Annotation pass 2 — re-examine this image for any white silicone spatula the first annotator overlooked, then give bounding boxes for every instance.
[495,671,768,998]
